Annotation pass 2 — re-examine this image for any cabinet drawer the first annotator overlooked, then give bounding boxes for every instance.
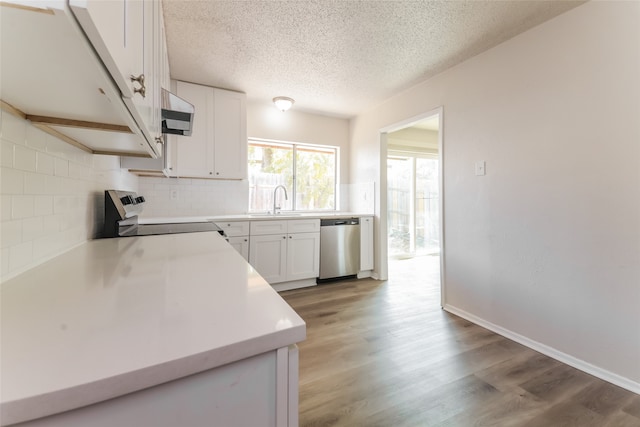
[287,219,320,234]
[215,221,250,237]
[250,220,288,236]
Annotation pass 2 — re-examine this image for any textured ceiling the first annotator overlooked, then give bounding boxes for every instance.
[163,0,583,118]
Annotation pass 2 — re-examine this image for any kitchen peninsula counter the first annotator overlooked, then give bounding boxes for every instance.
[0,231,305,426]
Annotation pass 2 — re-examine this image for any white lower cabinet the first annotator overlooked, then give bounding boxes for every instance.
[249,234,288,283]
[360,216,374,272]
[216,221,251,261]
[249,232,319,284]
[12,345,299,427]
[286,233,321,281]
[249,219,320,287]
[227,236,250,261]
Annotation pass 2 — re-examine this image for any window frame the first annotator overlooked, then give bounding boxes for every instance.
[248,138,339,212]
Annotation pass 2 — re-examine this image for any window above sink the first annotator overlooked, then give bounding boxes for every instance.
[248,139,338,213]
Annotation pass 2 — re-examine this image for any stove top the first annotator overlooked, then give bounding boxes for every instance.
[119,222,222,237]
[103,190,223,238]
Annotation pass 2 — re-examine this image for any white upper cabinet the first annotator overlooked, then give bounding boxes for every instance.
[70,0,162,147]
[68,0,142,99]
[0,0,165,158]
[173,81,247,179]
[213,89,248,179]
[174,81,215,177]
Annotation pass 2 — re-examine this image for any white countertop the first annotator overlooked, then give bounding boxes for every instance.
[0,232,305,426]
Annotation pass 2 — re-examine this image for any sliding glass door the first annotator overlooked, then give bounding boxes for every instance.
[387,153,439,257]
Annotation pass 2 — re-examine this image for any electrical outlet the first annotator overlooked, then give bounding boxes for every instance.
[170,190,178,200]
[475,161,486,176]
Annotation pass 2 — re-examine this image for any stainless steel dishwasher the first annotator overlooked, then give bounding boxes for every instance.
[318,218,360,282]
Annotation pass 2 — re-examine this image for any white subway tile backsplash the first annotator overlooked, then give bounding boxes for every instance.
[1,168,24,194]
[25,126,49,151]
[44,175,61,195]
[1,140,14,167]
[43,215,62,233]
[53,196,70,214]
[69,162,92,179]
[36,152,55,175]
[0,111,138,282]
[32,233,61,260]
[13,144,37,172]
[1,113,26,144]
[1,220,22,248]
[12,195,34,219]
[47,136,77,161]
[1,195,11,220]
[54,158,69,177]
[9,241,32,271]
[1,247,8,275]
[24,172,48,195]
[139,176,249,218]
[34,196,53,216]
[22,217,44,241]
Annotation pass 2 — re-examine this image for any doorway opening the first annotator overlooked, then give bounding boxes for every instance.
[381,110,443,305]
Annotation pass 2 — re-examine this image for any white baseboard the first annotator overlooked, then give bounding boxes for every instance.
[443,304,640,395]
[357,270,373,279]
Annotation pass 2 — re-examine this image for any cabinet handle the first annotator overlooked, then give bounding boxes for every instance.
[130,74,146,98]
[282,236,286,239]
[289,235,292,239]
[209,172,213,175]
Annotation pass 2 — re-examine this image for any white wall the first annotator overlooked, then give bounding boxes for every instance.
[350,1,640,389]
[0,111,138,282]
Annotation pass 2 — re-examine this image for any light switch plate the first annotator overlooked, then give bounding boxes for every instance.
[475,161,486,176]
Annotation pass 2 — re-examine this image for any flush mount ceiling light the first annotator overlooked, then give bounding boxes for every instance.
[273,96,295,112]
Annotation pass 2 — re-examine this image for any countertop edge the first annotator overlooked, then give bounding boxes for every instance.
[138,212,374,224]
[1,324,306,426]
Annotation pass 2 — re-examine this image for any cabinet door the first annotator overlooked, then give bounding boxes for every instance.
[286,233,320,281]
[69,0,140,99]
[360,216,374,271]
[249,235,287,284]
[69,0,161,153]
[174,81,215,177]
[213,88,247,179]
[227,236,249,261]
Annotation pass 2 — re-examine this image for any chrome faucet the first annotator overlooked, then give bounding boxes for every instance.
[273,185,288,215]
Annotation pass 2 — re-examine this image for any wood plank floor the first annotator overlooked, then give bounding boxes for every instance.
[281,256,640,427]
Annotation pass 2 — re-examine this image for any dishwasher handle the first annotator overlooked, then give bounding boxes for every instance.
[321,218,360,226]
